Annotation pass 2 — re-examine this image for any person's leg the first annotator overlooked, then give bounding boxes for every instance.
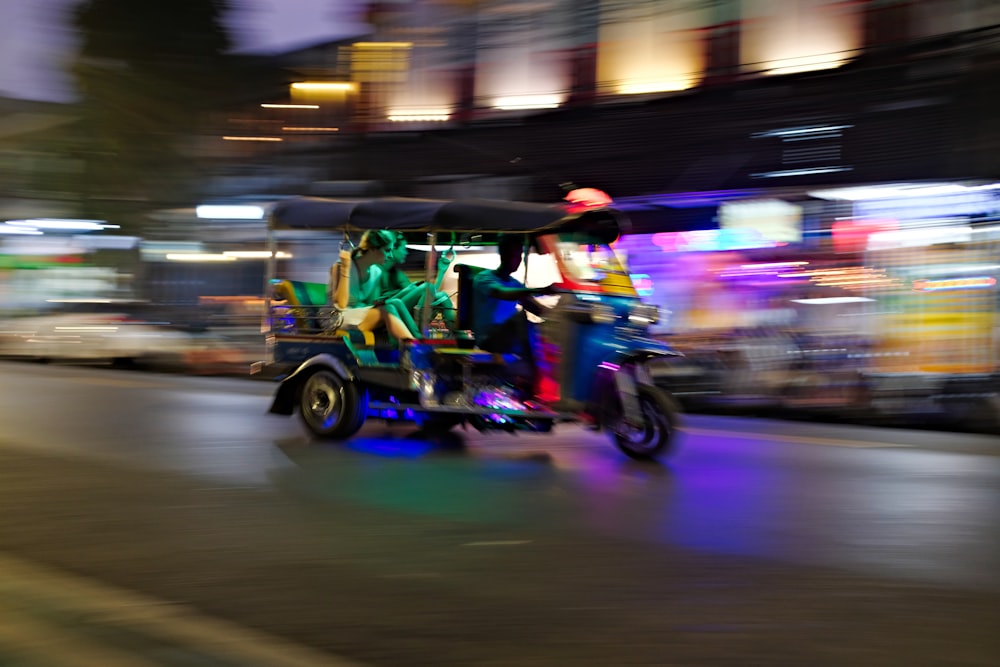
[392,284,422,311]
[479,313,538,394]
[480,312,533,361]
[357,306,415,342]
[393,284,455,332]
[384,311,416,341]
[383,298,420,336]
[357,307,383,333]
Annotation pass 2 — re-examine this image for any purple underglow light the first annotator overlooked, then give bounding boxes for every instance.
[472,390,523,411]
[598,362,621,371]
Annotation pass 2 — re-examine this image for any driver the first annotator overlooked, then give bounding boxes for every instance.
[471,234,557,381]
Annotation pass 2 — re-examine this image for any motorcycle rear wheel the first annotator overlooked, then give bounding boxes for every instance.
[299,369,367,440]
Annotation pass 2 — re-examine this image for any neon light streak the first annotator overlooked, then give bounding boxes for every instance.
[290,82,355,91]
[222,136,283,142]
[913,277,997,292]
[752,166,852,178]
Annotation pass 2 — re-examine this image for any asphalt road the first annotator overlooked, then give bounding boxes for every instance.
[1,361,998,665]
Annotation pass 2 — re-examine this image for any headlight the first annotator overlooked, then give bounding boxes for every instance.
[591,303,617,324]
[628,303,659,325]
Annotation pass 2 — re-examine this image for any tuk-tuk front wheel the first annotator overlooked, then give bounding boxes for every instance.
[299,369,367,439]
[610,385,680,460]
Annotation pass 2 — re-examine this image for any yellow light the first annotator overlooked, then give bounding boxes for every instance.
[290,82,355,91]
[281,126,340,132]
[619,79,694,95]
[222,136,283,142]
[493,94,562,111]
[353,42,412,49]
[387,110,450,122]
[260,103,320,109]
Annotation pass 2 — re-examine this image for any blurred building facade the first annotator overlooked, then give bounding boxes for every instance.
[201,1,998,216]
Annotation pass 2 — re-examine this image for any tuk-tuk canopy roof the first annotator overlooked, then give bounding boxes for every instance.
[268,196,629,238]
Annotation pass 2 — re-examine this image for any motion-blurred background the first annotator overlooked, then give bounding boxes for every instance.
[2,0,999,429]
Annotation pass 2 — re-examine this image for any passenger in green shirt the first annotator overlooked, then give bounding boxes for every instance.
[377,232,457,332]
[328,230,416,341]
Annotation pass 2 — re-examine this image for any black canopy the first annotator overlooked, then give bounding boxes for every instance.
[269,196,628,238]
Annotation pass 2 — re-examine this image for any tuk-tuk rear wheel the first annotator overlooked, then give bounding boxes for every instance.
[299,369,367,440]
[610,385,680,460]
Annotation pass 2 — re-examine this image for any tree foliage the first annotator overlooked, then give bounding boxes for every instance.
[70,0,235,230]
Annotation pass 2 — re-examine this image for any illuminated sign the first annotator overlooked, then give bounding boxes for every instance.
[856,192,1000,219]
[868,226,973,250]
[651,228,778,252]
[719,199,802,243]
[912,277,997,292]
[831,219,898,254]
[630,273,654,297]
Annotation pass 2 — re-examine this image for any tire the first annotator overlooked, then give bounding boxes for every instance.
[610,385,681,460]
[298,369,367,439]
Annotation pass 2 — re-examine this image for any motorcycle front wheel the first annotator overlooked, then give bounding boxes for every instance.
[609,385,681,460]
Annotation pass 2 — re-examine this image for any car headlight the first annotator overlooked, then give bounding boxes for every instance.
[591,303,617,324]
[628,303,660,325]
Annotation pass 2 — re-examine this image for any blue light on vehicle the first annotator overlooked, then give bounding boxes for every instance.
[346,437,434,458]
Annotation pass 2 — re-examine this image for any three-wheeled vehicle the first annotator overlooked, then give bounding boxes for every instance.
[262,195,683,459]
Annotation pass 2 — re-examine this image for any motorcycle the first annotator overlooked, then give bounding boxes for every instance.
[262,195,683,459]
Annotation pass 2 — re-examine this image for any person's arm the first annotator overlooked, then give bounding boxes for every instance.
[330,250,352,310]
[481,278,553,302]
[358,264,384,305]
[479,273,555,314]
[521,293,550,317]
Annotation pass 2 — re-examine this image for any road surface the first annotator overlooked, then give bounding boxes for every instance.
[0,361,997,665]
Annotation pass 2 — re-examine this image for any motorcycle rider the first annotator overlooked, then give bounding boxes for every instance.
[472,234,557,387]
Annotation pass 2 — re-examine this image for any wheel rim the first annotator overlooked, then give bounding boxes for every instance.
[304,372,343,428]
[615,396,668,453]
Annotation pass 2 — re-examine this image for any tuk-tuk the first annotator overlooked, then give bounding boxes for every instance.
[263,195,683,459]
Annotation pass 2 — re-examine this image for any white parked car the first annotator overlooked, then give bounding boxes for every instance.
[0,302,198,368]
